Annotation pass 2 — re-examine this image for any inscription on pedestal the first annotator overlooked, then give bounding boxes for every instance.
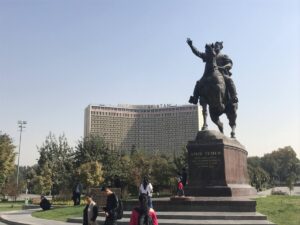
[188,146,226,186]
[190,151,222,169]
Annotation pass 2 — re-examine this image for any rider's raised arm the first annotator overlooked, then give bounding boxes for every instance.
[187,38,206,61]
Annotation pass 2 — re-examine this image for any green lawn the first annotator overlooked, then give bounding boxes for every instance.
[256,195,300,225]
[0,202,23,212]
[31,205,84,221]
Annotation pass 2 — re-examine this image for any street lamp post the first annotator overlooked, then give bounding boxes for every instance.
[17,120,27,191]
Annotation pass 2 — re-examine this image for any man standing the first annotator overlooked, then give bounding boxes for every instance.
[181,167,188,187]
[187,38,238,104]
[72,182,83,206]
[101,186,118,225]
[83,194,98,225]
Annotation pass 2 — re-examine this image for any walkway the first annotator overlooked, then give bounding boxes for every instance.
[0,209,77,225]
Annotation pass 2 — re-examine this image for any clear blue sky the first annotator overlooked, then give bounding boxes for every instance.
[0,0,299,165]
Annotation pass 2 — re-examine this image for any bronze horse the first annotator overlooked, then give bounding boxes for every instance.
[190,44,237,138]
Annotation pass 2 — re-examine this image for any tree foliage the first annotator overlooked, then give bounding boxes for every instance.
[37,133,74,194]
[32,163,53,194]
[173,147,188,173]
[150,154,176,191]
[247,146,300,190]
[247,160,270,191]
[0,133,16,190]
[74,135,108,167]
[261,146,300,185]
[77,161,104,189]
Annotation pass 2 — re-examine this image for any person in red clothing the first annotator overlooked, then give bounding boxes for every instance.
[129,193,158,225]
[177,177,185,197]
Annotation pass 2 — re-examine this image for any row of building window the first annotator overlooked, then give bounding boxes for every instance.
[91,111,195,117]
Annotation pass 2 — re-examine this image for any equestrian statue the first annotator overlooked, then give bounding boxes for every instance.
[187,38,238,138]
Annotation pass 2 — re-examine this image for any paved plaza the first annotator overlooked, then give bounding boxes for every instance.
[0,209,77,225]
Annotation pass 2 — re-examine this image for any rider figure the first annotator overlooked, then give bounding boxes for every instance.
[187,38,238,104]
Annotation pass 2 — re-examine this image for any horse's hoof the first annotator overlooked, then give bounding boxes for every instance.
[231,132,236,138]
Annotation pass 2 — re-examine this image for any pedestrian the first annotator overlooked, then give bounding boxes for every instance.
[40,195,51,210]
[181,167,188,187]
[100,186,118,225]
[83,194,98,225]
[129,193,158,225]
[139,177,153,208]
[176,177,184,197]
[114,175,121,188]
[73,182,83,205]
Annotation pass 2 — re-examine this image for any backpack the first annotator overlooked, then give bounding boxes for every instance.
[116,197,123,220]
[135,208,154,225]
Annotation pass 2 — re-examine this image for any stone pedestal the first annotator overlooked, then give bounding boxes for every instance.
[185,130,256,196]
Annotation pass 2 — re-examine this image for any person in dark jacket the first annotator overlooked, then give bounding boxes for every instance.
[83,194,98,225]
[181,167,188,187]
[101,186,118,225]
[73,182,83,205]
[40,195,51,210]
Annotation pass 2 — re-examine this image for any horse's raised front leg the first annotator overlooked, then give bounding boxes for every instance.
[201,103,208,131]
[189,80,201,105]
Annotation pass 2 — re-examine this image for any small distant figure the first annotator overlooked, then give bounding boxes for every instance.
[129,193,158,225]
[83,194,98,225]
[113,175,123,198]
[40,195,51,210]
[139,177,153,208]
[101,186,119,225]
[176,178,185,197]
[114,175,121,188]
[72,182,83,206]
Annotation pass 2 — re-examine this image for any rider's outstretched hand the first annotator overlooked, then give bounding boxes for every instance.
[187,38,193,46]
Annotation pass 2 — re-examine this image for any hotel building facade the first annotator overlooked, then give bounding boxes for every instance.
[84,104,202,154]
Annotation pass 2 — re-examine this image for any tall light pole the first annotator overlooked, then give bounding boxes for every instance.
[17,120,27,190]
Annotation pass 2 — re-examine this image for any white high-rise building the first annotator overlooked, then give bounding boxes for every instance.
[84,104,202,154]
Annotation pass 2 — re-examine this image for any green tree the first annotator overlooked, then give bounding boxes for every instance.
[0,133,16,191]
[74,135,130,189]
[173,146,188,174]
[74,135,108,167]
[286,172,297,195]
[26,164,39,194]
[247,163,270,191]
[37,133,74,194]
[129,150,151,189]
[261,146,300,185]
[32,163,53,194]
[1,166,30,198]
[77,161,104,189]
[150,154,175,192]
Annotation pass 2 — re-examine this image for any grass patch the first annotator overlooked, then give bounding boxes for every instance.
[32,205,84,222]
[256,195,300,225]
[0,202,23,212]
